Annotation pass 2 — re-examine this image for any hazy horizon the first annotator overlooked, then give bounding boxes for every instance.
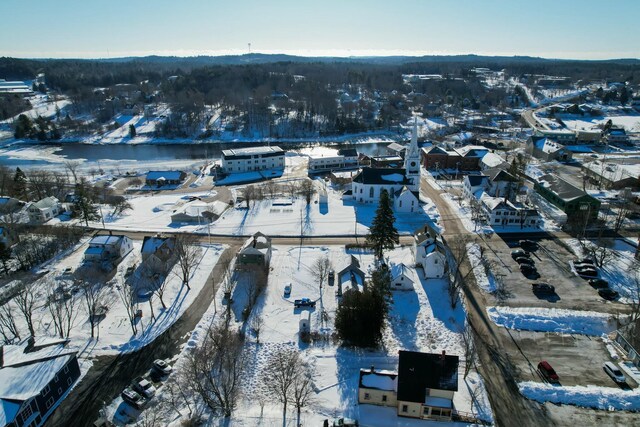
[1,0,639,61]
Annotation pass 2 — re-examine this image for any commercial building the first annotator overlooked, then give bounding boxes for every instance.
[221,146,285,173]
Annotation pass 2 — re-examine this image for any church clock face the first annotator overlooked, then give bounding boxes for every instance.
[410,161,417,168]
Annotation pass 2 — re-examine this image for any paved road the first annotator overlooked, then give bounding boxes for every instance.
[47,244,240,427]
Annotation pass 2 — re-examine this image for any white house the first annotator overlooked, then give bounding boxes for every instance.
[27,197,62,224]
[462,168,519,200]
[390,263,414,290]
[84,234,133,263]
[480,152,508,171]
[308,148,359,173]
[414,228,447,279]
[221,146,285,173]
[479,193,542,229]
[394,186,419,213]
[527,136,573,162]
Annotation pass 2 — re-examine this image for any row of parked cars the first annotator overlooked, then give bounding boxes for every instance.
[538,360,627,385]
[573,257,620,301]
[120,359,173,410]
[511,240,540,280]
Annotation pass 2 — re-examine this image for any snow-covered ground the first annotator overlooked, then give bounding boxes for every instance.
[519,381,640,411]
[486,306,620,336]
[116,245,494,426]
[6,239,224,357]
[467,244,497,293]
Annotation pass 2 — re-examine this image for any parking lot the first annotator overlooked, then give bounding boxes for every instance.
[481,236,629,314]
[499,329,633,388]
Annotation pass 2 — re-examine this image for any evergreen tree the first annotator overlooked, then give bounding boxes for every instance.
[72,178,100,226]
[0,241,11,273]
[12,168,28,200]
[369,263,392,316]
[366,189,399,260]
[334,289,386,347]
[14,114,33,139]
[129,124,136,138]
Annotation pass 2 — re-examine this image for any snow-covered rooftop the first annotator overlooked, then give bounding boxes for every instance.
[359,369,398,391]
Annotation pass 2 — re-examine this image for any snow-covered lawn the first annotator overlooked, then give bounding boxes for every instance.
[125,245,493,426]
[519,381,640,411]
[7,240,224,357]
[487,306,620,336]
[467,243,497,293]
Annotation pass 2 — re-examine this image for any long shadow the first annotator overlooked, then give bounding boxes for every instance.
[388,290,420,350]
[419,276,465,332]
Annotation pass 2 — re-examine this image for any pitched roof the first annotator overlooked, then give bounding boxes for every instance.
[481,152,507,168]
[484,168,518,182]
[397,351,459,403]
[141,236,175,254]
[352,168,411,186]
[89,235,125,246]
[465,175,489,187]
[536,174,590,202]
[531,136,566,154]
[387,142,407,153]
[390,263,413,282]
[32,197,59,210]
[455,145,489,158]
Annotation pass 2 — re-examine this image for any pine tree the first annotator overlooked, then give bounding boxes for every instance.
[0,241,11,273]
[369,263,392,316]
[366,189,399,260]
[12,168,28,200]
[129,124,136,138]
[72,178,100,226]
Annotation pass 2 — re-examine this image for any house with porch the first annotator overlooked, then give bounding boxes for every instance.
[84,234,133,263]
[26,197,62,224]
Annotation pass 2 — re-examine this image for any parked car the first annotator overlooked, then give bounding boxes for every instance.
[520,264,539,278]
[575,258,595,265]
[537,361,559,383]
[574,262,597,270]
[329,418,359,427]
[284,283,292,297]
[598,288,619,301]
[515,257,535,266]
[532,283,555,294]
[511,249,530,259]
[294,298,316,308]
[152,359,173,376]
[519,240,538,250]
[132,377,156,398]
[603,362,626,384]
[588,279,609,289]
[576,268,598,278]
[121,387,147,409]
[328,270,335,286]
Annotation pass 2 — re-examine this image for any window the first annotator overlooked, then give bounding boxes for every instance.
[431,408,442,417]
[369,187,374,198]
[58,387,62,395]
[402,405,408,413]
[495,219,500,223]
[43,385,50,395]
[441,409,451,417]
[399,200,403,208]
[423,407,430,415]
[45,397,54,409]
[54,375,59,382]
[364,393,370,400]
[67,377,73,386]
[382,395,387,402]
[495,211,501,216]
[20,405,33,422]
[64,365,69,374]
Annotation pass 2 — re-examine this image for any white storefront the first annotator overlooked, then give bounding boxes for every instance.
[221,146,285,173]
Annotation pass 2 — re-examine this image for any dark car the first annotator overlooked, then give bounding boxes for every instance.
[538,361,559,383]
[520,264,539,278]
[294,298,316,308]
[511,249,530,260]
[589,279,609,289]
[328,270,335,286]
[598,289,619,301]
[121,387,147,409]
[532,283,555,294]
[574,262,597,270]
[575,258,595,265]
[577,268,598,278]
[515,257,535,266]
[519,240,538,251]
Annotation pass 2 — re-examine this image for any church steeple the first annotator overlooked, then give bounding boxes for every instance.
[404,117,421,192]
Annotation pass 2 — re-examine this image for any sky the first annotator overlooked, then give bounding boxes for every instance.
[1,0,639,60]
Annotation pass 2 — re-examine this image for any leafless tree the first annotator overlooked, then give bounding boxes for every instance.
[446,236,477,308]
[64,160,80,184]
[299,179,315,205]
[243,184,258,208]
[14,282,36,337]
[613,189,633,232]
[583,241,614,268]
[263,180,279,199]
[164,371,195,419]
[291,357,317,426]
[145,262,171,310]
[0,303,20,343]
[173,235,202,290]
[117,282,139,336]
[250,314,263,344]
[285,181,300,199]
[310,255,331,290]
[79,280,108,339]
[47,286,79,338]
[461,323,476,379]
[261,347,301,422]
[184,321,246,417]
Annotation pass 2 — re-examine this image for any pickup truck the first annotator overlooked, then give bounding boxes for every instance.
[294,298,316,308]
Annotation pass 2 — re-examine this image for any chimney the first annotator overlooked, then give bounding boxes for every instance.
[440,350,446,360]
[370,365,375,373]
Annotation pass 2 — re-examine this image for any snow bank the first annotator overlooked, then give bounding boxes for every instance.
[487,306,618,336]
[519,381,640,411]
[467,243,496,293]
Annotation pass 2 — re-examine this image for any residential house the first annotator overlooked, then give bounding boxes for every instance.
[462,168,519,200]
[386,142,407,159]
[0,197,23,215]
[527,136,573,162]
[390,263,414,291]
[396,350,459,421]
[141,235,176,273]
[462,175,490,200]
[170,201,228,224]
[413,227,447,279]
[145,170,187,187]
[26,197,62,224]
[358,367,398,406]
[84,234,133,263]
[236,232,272,268]
[480,152,508,171]
[221,146,285,173]
[357,351,460,422]
[479,193,542,229]
[0,338,81,427]
[534,174,600,221]
[336,255,366,295]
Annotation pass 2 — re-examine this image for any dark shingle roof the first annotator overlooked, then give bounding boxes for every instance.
[337,148,358,157]
[537,174,588,202]
[484,168,518,182]
[352,167,411,185]
[466,175,489,187]
[146,171,185,181]
[397,351,459,402]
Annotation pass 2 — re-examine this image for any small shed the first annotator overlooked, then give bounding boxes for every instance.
[390,263,414,291]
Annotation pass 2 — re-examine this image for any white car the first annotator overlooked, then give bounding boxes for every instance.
[132,376,157,398]
[603,362,626,384]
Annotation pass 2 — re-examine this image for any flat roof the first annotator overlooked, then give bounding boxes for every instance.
[89,235,124,245]
[222,146,284,157]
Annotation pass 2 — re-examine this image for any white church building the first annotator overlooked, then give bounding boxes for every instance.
[350,119,422,213]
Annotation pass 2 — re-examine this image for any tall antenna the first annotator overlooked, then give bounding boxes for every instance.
[248,43,251,54]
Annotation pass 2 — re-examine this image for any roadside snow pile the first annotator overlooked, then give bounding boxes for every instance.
[487,306,618,336]
[467,243,496,293]
[519,381,640,411]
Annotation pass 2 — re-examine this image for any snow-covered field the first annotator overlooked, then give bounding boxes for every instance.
[486,306,619,336]
[116,245,494,426]
[519,381,640,411]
